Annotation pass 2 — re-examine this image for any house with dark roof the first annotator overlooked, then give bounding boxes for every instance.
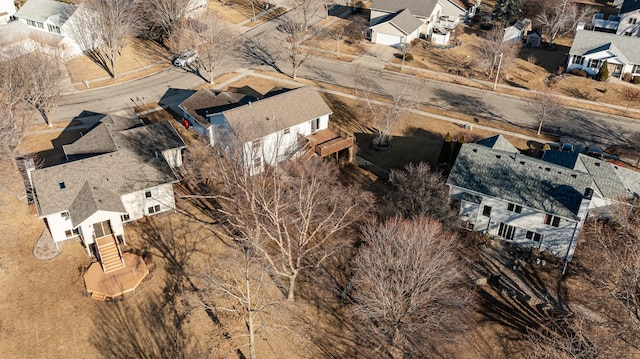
[180,86,354,174]
[446,135,640,261]
[617,0,640,36]
[368,0,480,46]
[28,115,185,268]
[566,29,640,79]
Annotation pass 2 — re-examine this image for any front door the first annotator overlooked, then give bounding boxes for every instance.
[611,63,623,77]
[93,220,113,239]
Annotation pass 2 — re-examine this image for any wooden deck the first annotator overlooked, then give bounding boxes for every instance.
[84,252,149,301]
[306,129,355,158]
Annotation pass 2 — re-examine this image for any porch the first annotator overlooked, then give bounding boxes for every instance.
[83,252,149,301]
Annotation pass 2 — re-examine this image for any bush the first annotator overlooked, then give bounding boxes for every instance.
[569,68,588,77]
[634,76,640,85]
[410,38,421,46]
[595,60,609,82]
[403,52,414,62]
[623,72,633,82]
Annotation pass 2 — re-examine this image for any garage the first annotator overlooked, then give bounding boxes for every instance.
[374,32,403,46]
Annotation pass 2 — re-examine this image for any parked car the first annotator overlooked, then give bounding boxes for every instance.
[561,142,574,152]
[173,50,198,67]
[586,146,603,160]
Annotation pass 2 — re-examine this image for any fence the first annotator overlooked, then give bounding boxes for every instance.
[355,156,390,181]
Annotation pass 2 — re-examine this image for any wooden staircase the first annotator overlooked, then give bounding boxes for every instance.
[96,236,125,273]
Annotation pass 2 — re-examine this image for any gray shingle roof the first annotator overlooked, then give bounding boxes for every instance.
[69,182,126,227]
[371,0,438,18]
[620,0,640,14]
[542,150,640,199]
[63,115,142,159]
[372,9,423,34]
[222,87,332,141]
[569,29,640,65]
[179,89,251,126]
[32,118,185,218]
[14,0,76,27]
[448,143,594,220]
[475,134,519,153]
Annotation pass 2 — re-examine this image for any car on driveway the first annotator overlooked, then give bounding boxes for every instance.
[173,50,198,67]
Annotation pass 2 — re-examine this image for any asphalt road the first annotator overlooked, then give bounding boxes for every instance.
[48,15,640,148]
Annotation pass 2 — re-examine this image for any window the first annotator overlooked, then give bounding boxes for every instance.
[283,128,291,135]
[633,65,640,74]
[252,138,262,150]
[58,181,66,190]
[64,228,79,238]
[61,211,70,220]
[26,19,36,27]
[544,214,561,227]
[507,203,522,213]
[629,17,637,24]
[145,190,152,198]
[625,31,633,36]
[498,223,516,240]
[572,55,583,65]
[47,24,61,34]
[36,22,43,29]
[148,205,161,214]
[120,213,130,222]
[310,118,320,132]
[253,156,262,168]
[482,205,492,217]
[93,220,112,238]
[587,59,600,68]
[526,231,542,242]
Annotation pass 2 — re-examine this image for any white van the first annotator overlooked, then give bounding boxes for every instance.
[173,50,198,67]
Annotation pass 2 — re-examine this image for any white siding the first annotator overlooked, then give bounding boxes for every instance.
[45,211,77,243]
[120,183,176,220]
[162,148,184,169]
[617,11,640,37]
[0,0,15,24]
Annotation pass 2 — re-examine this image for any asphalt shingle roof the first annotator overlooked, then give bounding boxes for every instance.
[371,0,438,18]
[448,143,595,220]
[569,29,640,65]
[372,9,423,34]
[221,87,332,141]
[476,134,519,153]
[32,119,185,218]
[620,0,640,14]
[14,0,76,27]
[179,89,252,126]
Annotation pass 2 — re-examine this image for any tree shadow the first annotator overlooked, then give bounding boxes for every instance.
[242,38,283,74]
[433,88,505,122]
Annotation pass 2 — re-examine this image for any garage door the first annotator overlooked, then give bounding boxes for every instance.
[375,32,402,47]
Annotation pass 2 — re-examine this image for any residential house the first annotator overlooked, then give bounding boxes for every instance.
[617,0,640,36]
[12,0,97,58]
[565,28,640,79]
[179,86,354,173]
[592,0,640,36]
[439,0,480,24]
[447,136,589,261]
[448,135,640,260]
[29,115,186,265]
[525,29,542,48]
[0,0,15,25]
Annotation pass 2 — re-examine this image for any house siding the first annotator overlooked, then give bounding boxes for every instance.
[450,186,588,259]
[46,211,78,243]
[120,183,176,221]
[76,210,125,246]
[617,11,640,36]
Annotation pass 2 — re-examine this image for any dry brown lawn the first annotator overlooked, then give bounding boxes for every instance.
[208,0,285,26]
[66,38,171,89]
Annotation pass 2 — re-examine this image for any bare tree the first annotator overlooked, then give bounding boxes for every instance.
[478,26,521,80]
[183,139,373,302]
[196,243,280,359]
[582,200,640,330]
[535,0,595,45]
[532,90,563,135]
[525,314,606,359]
[86,0,139,78]
[138,0,204,40]
[286,0,332,31]
[350,217,470,358]
[191,15,241,84]
[0,51,65,127]
[354,66,421,147]
[280,16,321,80]
[384,162,451,220]
[623,87,640,114]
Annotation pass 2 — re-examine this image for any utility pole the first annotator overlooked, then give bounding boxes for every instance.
[493,52,503,91]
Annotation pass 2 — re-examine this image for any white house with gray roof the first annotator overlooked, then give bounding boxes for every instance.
[12,0,97,58]
[0,0,15,25]
[566,29,640,79]
[448,135,640,261]
[29,115,185,258]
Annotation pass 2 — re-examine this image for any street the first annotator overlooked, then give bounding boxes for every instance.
[46,13,640,148]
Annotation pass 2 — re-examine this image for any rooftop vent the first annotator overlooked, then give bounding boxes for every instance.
[472,149,478,153]
[496,155,502,159]
[520,161,525,165]
[571,174,577,178]
[595,162,601,167]
[545,167,551,171]
[59,181,66,190]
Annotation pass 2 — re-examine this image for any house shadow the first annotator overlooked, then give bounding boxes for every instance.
[518,44,570,75]
[159,88,197,116]
[354,127,444,177]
